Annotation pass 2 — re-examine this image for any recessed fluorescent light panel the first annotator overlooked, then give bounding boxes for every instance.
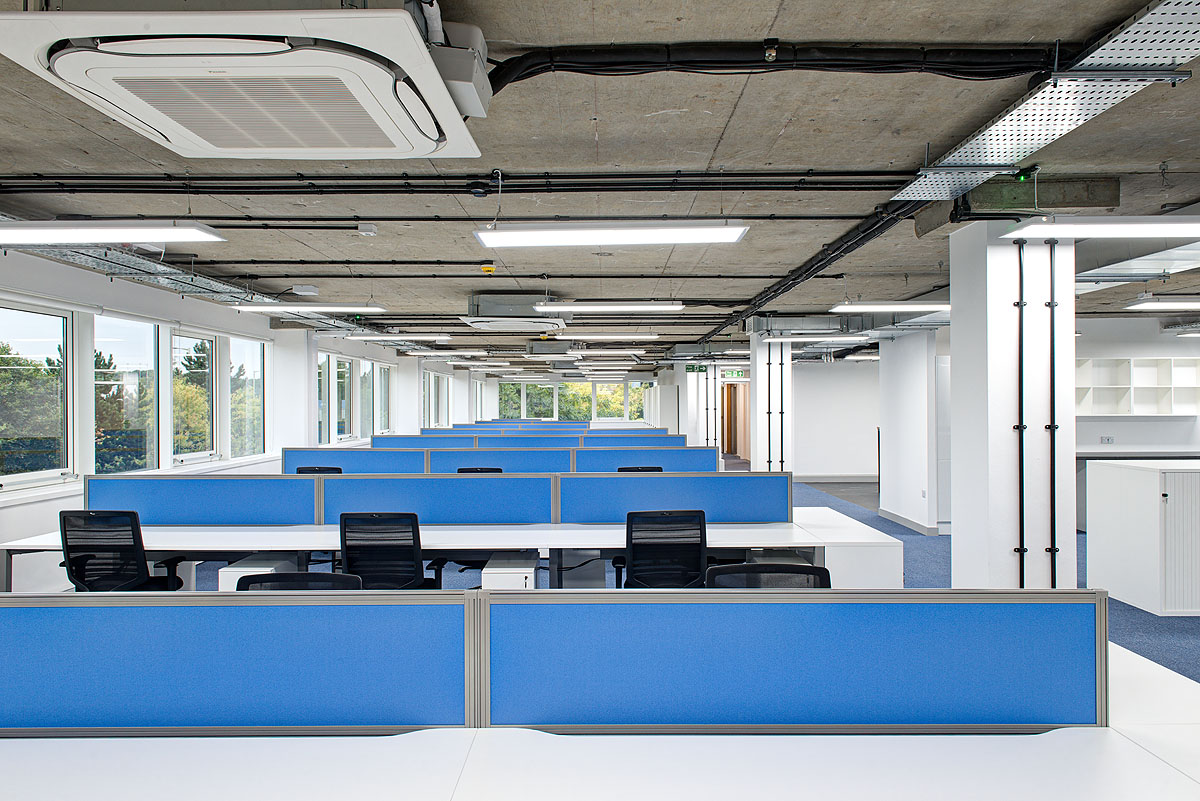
[565,349,646,356]
[446,360,509,367]
[844,353,881,361]
[232,303,386,314]
[346,334,451,342]
[534,301,685,313]
[554,333,661,341]
[475,220,748,248]
[0,219,225,245]
[762,335,870,344]
[830,301,950,313]
[1002,216,1200,240]
[1125,295,1200,311]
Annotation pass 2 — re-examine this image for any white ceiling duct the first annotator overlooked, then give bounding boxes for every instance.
[0,9,488,159]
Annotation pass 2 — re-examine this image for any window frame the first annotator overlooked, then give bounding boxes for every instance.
[376,363,392,434]
[227,336,267,460]
[93,314,159,475]
[334,357,355,441]
[169,331,218,465]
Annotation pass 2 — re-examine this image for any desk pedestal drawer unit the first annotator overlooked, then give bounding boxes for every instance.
[482,554,539,589]
[1088,460,1200,615]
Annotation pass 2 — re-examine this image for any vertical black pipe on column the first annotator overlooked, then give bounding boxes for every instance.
[766,341,773,470]
[1013,239,1029,588]
[1045,238,1060,588]
[704,362,711,447]
[778,343,786,471]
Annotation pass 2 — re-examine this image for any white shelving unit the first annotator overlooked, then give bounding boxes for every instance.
[1076,357,1200,417]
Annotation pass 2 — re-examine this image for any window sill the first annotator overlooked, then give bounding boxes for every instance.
[323,439,371,448]
[0,480,84,510]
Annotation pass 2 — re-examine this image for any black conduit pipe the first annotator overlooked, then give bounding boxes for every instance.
[1013,240,1029,589]
[778,343,786,472]
[1045,239,1061,588]
[488,42,1068,95]
[766,343,773,471]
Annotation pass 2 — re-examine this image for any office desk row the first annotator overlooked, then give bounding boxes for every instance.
[5,726,1193,801]
[283,445,719,474]
[373,434,687,448]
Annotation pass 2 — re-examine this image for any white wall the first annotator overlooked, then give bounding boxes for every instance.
[878,331,939,533]
[791,361,880,480]
[451,369,471,424]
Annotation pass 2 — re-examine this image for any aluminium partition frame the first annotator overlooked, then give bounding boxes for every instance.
[0,588,1107,738]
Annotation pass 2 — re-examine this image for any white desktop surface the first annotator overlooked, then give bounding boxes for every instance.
[791,506,903,545]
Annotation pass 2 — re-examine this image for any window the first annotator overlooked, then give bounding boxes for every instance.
[423,370,451,427]
[335,358,353,437]
[0,306,68,479]
[94,316,156,474]
[473,378,484,421]
[377,365,391,433]
[553,382,587,421]
[171,334,214,457]
[595,382,625,418]
[526,383,554,418]
[229,338,265,458]
[316,354,330,444]
[359,360,374,438]
[628,381,647,421]
[498,382,521,419]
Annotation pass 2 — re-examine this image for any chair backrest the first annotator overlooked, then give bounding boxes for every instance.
[296,466,342,474]
[624,510,707,588]
[59,510,150,592]
[457,466,503,473]
[617,465,663,472]
[235,572,363,591]
[339,512,425,590]
[705,562,832,589]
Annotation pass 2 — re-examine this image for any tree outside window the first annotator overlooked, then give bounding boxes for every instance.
[558,382,592,421]
[172,335,214,455]
[498,382,521,418]
[0,307,67,476]
[94,316,156,474]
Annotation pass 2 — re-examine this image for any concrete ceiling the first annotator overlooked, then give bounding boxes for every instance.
[0,0,1198,355]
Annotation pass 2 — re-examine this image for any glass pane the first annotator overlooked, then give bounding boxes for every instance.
[595,382,625,418]
[316,354,329,444]
[526,383,554,418]
[0,307,67,476]
[172,335,214,455]
[558,382,593,421]
[437,374,450,426]
[359,360,373,437]
[473,379,484,421]
[377,366,390,431]
[499,382,521,419]
[229,338,265,458]
[628,381,647,421]
[336,359,352,436]
[94,316,156,474]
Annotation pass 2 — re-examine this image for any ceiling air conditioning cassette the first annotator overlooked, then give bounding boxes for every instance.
[0,11,484,159]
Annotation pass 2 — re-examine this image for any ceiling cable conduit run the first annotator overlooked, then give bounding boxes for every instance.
[0,170,911,196]
[486,42,1072,94]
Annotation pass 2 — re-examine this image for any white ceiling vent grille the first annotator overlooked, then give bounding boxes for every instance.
[893,0,1200,200]
[113,76,395,150]
[0,10,485,159]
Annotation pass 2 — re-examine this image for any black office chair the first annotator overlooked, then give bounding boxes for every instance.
[457,467,503,473]
[296,466,342,474]
[705,563,831,589]
[59,510,184,592]
[235,572,363,591]
[614,510,708,589]
[617,466,663,472]
[338,512,445,589]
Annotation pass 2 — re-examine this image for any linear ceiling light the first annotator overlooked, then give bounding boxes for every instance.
[565,349,646,356]
[762,335,870,343]
[534,301,685,313]
[1125,294,1200,311]
[830,301,951,313]
[1003,216,1200,240]
[407,350,490,357]
[554,332,661,341]
[347,333,451,342]
[576,361,639,367]
[0,219,225,245]
[231,303,386,314]
[722,348,751,355]
[475,220,748,248]
[446,360,509,367]
[522,353,580,360]
[845,353,881,361]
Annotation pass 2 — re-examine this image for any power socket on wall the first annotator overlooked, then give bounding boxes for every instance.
[1100,436,1115,445]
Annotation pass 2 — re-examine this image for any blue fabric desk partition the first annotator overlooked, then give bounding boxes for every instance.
[484,591,1107,732]
[560,473,791,522]
[429,448,573,474]
[85,476,317,525]
[583,428,669,436]
[579,434,686,447]
[321,475,554,524]
[282,448,425,475]
[574,447,719,472]
[0,594,466,734]
[476,435,582,448]
[373,435,477,448]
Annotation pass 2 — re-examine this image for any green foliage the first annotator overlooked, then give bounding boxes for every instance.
[498,382,521,418]
[557,382,592,421]
[526,384,554,418]
[628,383,646,420]
[0,341,66,475]
[230,364,264,458]
[94,348,156,474]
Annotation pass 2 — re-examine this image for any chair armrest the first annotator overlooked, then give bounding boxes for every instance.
[611,556,626,568]
[154,555,186,569]
[426,557,448,570]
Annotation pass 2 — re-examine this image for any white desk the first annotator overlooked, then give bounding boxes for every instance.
[1,727,1197,801]
[0,507,903,590]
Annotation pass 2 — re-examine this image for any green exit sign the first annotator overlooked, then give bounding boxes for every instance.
[722,369,745,378]
[685,364,707,373]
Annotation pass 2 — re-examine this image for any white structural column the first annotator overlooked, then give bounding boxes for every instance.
[749,331,793,472]
[878,331,940,535]
[950,221,1077,589]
